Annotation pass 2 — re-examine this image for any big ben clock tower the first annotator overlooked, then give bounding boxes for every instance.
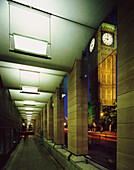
[88,23,117,125]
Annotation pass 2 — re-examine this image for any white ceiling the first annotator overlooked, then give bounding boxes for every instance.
[0,0,116,121]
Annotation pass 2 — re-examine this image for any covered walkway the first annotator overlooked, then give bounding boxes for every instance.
[0,1,134,170]
[4,137,63,170]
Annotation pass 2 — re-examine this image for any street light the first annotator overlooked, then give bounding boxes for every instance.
[100,112,104,117]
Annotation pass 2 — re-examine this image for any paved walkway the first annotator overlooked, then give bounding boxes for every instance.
[5,136,63,170]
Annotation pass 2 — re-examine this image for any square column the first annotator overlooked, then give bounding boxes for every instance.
[40,110,43,137]
[67,60,88,155]
[47,98,53,140]
[36,113,41,135]
[43,105,47,138]
[117,1,134,169]
[53,88,64,145]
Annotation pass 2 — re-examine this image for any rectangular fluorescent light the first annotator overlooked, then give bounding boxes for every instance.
[24,100,36,105]
[26,114,32,116]
[21,86,40,95]
[13,33,48,56]
[22,86,38,93]
[25,108,34,111]
[26,111,33,114]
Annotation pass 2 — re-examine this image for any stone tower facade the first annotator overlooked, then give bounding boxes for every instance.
[88,23,117,124]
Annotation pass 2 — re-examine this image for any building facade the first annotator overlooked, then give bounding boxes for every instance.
[88,23,117,125]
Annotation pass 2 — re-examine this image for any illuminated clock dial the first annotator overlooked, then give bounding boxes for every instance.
[102,33,113,46]
[89,38,95,52]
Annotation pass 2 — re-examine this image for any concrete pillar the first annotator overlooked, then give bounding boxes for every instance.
[40,110,43,137]
[117,1,134,169]
[36,113,41,135]
[47,98,53,140]
[43,105,47,138]
[53,88,64,145]
[36,116,38,134]
[67,60,88,155]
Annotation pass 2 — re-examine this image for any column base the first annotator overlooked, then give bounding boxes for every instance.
[47,139,53,143]
[43,137,47,142]
[70,155,85,163]
[54,144,62,149]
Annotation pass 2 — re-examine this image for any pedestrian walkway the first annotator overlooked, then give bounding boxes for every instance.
[4,136,63,170]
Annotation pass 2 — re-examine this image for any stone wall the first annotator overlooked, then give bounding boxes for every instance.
[117,0,134,169]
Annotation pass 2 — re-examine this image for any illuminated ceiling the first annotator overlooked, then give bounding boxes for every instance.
[0,0,116,121]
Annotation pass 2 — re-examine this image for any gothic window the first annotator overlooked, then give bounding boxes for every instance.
[102,60,106,68]
[107,58,111,69]
[102,74,106,84]
[107,74,111,84]
[102,89,106,98]
[107,89,111,99]
[101,53,107,69]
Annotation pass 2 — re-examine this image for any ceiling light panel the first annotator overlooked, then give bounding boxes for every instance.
[25,111,33,114]
[24,100,36,105]
[18,107,42,111]
[19,110,40,114]
[14,101,45,107]
[13,34,48,56]
[25,107,34,111]
[9,89,52,102]
[21,86,38,93]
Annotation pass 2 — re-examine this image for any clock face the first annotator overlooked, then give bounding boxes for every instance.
[89,38,95,52]
[102,33,113,46]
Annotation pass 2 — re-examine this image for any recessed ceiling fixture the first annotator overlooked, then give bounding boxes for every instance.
[22,86,38,92]
[24,100,36,105]
[26,115,32,117]
[26,112,33,114]
[26,111,33,113]
[13,33,48,56]
[25,107,34,111]
[20,86,40,95]
[8,1,52,60]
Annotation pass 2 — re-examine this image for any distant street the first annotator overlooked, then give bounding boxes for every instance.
[88,131,117,142]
